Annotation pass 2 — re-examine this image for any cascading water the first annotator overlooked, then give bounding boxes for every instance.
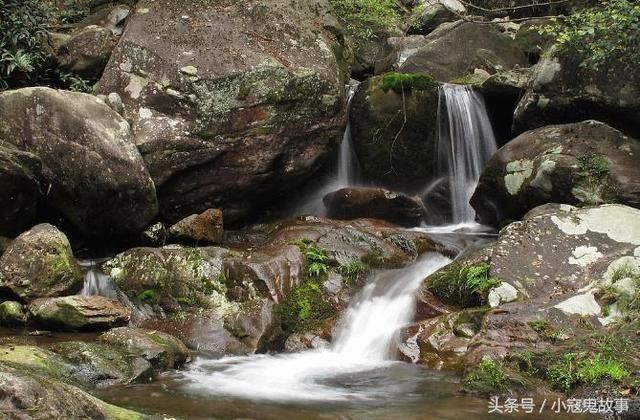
[182,253,451,401]
[437,84,497,224]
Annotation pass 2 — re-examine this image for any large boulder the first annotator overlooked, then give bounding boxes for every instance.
[0,87,158,237]
[349,72,440,188]
[461,204,640,384]
[0,142,41,237]
[28,295,132,331]
[471,121,640,226]
[399,21,529,81]
[513,46,640,138]
[0,224,83,302]
[323,187,426,226]
[407,0,465,36]
[96,0,350,225]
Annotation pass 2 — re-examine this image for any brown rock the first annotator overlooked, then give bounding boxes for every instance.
[168,208,223,244]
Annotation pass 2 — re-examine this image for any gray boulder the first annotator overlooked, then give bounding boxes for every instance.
[513,46,640,138]
[471,120,640,226]
[28,295,132,331]
[96,0,350,225]
[0,87,158,237]
[399,21,529,81]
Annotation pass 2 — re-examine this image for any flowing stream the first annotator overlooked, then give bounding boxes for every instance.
[437,84,497,223]
[181,253,451,402]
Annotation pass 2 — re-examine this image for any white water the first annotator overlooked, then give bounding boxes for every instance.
[437,84,497,223]
[292,82,361,216]
[183,253,451,402]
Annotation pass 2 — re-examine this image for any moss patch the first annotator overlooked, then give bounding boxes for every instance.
[463,359,508,394]
[381,72,437,94]
[276,279,336,334]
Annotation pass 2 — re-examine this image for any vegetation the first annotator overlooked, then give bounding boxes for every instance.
[428,263,501,307]
[0,0,93,91]
[598,262,640,317]
[381,72,437,94]
[337,260,368,279]
[293,239,330,278]
[329,0,401,40]
[528,319,569,343]
[463,359,508,394]
[547,352,628,392]
[276,279,337,333]
[576,152,610,181]
[544,0,640,73]
[0,0,49,89]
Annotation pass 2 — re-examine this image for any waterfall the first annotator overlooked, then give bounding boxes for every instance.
[291,81,361,216]
[183,253,451,401]
[437,84,497,223]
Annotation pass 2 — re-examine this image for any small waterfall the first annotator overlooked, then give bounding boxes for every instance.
[183,253,451,401]
[331,254,450,361]
[437,84,497,223]
[79,259,119,298]
[291,81,361,216]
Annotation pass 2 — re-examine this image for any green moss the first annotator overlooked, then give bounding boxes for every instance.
[136,289,159,304]
[463,359,508,394]
[428,263,501,307]
[276,280,336,334]
[381,72,437,94]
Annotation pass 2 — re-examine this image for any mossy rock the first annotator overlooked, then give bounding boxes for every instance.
[99,327,189,370]
[0,224,83,302]
[104,246,229,313]
[0,361,145,419]
[0,300,28,326]
[350,72,440,188]
[51,341,153,385]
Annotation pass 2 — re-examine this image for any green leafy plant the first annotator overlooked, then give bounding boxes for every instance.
[293,239,330,279]
[0,0,49,89]
[58,2,89,24]
[329,0,400,40]
[544,0,640,73]
[429,263,501,307]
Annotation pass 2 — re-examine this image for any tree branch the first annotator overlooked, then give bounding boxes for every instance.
[455,0,570,13]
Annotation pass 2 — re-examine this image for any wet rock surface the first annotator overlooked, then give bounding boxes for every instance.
[323,187,426,227]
